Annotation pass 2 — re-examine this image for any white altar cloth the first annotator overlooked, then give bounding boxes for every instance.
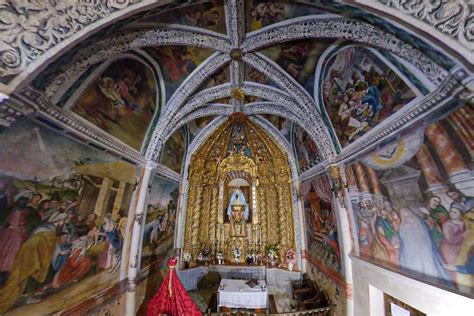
[218,279,268,309]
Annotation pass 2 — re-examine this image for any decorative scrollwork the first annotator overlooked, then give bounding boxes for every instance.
[0,0,143,78]
[369,0,473,49]
[44,30,231,98]
[242,15,448,85]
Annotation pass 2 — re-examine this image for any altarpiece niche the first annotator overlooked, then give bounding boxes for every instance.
[182,114,296,267]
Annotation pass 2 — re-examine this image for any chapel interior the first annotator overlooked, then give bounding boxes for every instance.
[0,1,473,315]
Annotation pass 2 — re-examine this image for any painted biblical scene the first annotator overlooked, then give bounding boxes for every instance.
[141,175,179,268]
[203,67,229,90]
[187,116,217,142]
[303,175,342,274]
[260,39,335,94]
[245,66,270,85]
[348,104,474,295]
[160,128,187,174]
[261,115,291,141]
[0,118,136,314]
[322,46,418,147]
[245,1,325,32]
[71,58,158,151]
[145,0,226,34]
[293,125,322,172]
[145,46,213,101]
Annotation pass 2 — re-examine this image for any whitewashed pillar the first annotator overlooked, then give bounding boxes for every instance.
[125,160,156,316]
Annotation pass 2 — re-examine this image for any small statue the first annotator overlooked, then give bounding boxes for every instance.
[233,247,241,264]
[216,252,224,265]
[285,248,297,272]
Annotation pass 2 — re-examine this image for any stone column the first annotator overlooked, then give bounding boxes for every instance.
[365,166,383,202]
[352,162,371,200]
[448,108,474,160]
[112,182,126,220]
[415,144,447,198]
[425,122,473,194]
[125,161,156,316]
[93,177,112,220]
[327,165,354,316]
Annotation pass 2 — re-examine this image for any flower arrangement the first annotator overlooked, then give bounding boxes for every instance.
[183,251,192,263]
[265,244,279,264]
[197,247,211,265]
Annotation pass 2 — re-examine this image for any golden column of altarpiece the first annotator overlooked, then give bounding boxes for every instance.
[183,114,295,265]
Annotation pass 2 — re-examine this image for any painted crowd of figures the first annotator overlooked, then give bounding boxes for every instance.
[323,47,416,146]
[356,190,474,292]
[0,179,128,313]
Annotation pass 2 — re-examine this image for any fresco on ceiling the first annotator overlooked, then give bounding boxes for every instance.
[0,118,136,314]
[349,104,474,295]
[141,175,179,269]
[245,66,270,85]
[322,47,418,147]
[261,115,291,141]
[204,67,229,90]
[245,0,325,32]
[145,46,213,102]
[303,175,342,276]
[293,125,321,172]
[187,116,217,141]
[148,1,226,34]
[160,128,187,174]
[260,40,335,94]
[71,58,158,151]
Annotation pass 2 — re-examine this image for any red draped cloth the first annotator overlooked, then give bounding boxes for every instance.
[147,258,202,316]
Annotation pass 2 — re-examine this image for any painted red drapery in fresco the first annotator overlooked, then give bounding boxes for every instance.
[147,258,201,316]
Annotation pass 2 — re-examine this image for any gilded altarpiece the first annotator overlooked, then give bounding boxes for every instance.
[183,115,296,264]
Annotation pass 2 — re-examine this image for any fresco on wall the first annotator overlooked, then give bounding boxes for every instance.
[260,40,335,94]
[261,115,291,141]
[71,58,158,151]
[349,104,473,295]
[245,1,325,32]
[145,46,213,102]
[293,125,321,172]
[141,175,179,269]
[322,47,418,147]
[303,175,342,275]
[160,128,187,174]
[145,1,226,34]
[187,116,217,141]
[0,118,136,313]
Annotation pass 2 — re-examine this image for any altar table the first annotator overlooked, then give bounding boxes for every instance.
[218,279,268,309]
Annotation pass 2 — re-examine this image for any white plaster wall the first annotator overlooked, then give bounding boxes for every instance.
[352,257,474,316]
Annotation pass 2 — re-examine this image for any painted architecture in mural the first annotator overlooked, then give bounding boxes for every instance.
[303,175,342,274]
[293,125,321,172]
[141,175,179,269]
[160,128,187,174]
[347,104,473,295]
[0,118,136,313]
[321,47,418,147]
[70,58,159,151]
